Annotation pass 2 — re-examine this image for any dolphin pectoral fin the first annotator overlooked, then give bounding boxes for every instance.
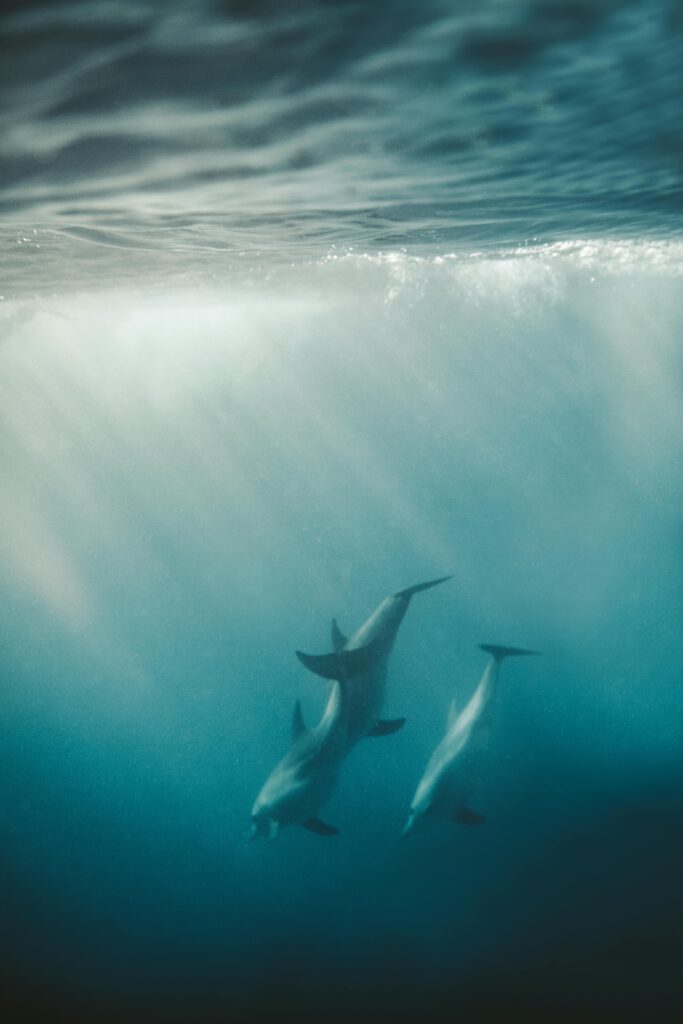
[268,818,281,839]
[368,718,406,737]
[331,618,347,652]
[303,817,339,836]
[454,807,485,826]
[295,640,380,680]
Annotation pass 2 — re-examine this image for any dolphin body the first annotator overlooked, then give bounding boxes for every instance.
[402,644,539,836]
[250,645,376,839]
[295,577,452,754]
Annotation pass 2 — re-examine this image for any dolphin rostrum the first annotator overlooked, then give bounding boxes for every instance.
[250,643,377,839]
[402,644,539,836]
[295,577,452,753]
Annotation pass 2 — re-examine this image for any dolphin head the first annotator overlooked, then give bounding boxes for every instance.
[249,813,269,840]
[353,594,410,653]
[250,790,281,840]
[249,810,278,841]
[370,575,453,650]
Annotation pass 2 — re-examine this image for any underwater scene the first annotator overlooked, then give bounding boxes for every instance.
[2,2,683,1022]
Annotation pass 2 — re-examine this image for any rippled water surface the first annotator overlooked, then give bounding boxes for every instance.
[2,0,683,291]
[2,3,683,1024]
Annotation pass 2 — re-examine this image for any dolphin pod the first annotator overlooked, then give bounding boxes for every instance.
[250,578,539,840]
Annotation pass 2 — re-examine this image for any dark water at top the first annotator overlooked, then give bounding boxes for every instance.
[1,3,683,1023]
[2,0,683,293]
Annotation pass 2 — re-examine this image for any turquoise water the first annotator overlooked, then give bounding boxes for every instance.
[2,2,683,1022]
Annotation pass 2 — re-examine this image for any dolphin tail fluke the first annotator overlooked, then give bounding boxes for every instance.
[393,575,453,599]
[331,618,347,652]
[479,644,540,661]
[295,650,341,679]
[295,638,380,681]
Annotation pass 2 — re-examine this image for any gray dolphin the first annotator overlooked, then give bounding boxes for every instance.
[250,644,377,839]
[402,644,539,836]
[295,576,452,753]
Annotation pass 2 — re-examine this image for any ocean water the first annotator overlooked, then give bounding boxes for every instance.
[2,2,683,1022]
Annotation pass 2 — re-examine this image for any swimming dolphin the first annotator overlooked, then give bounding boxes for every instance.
[295,577,452,753]
[250,644,377,839]
[402,644,539,836]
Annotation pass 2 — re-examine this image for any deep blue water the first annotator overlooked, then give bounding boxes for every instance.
[2,2,683,1022]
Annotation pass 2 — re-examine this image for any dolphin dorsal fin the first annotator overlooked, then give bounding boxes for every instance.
[447,699,458,730]
[331,618,347,652]
[291,700,308,742]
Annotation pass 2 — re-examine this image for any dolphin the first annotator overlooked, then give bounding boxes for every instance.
[402,644,539,836]
[250,644,377,839]
[295,576,452,753]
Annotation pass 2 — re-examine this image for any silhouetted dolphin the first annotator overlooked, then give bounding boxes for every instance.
[250,644,377,839]
[402,644,539,836]
[296,576,452,752]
